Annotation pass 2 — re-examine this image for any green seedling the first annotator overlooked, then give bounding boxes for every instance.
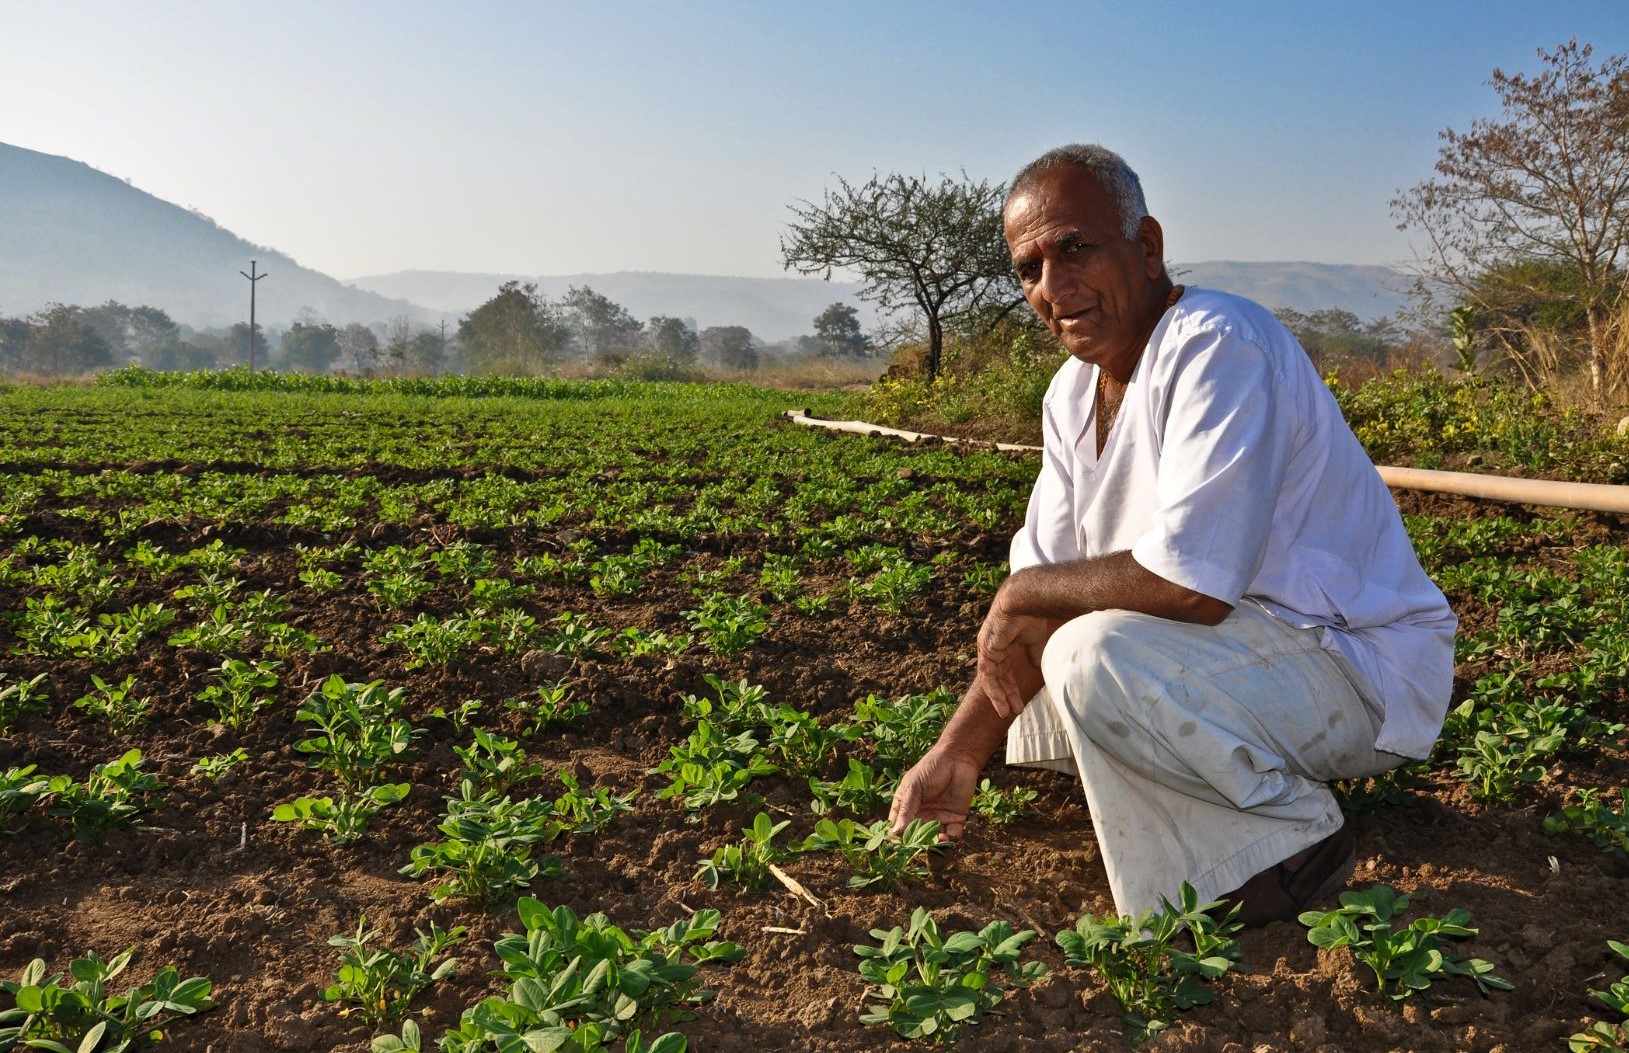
[0,947,214,1051]
[1298,885,1512,1004]
[0,673,49,734]
[182,539,245,575]
[190,748,249,780]
[43,749,162,841]
[696,812,795,890]
[125,539,185,577]
[482,607,541,654]
[547,769,635,835]
[468,575,531,609]
[850,558,933,615]
[293,677,419,792]
[655,723,777,811]
[430,699,484,736]
[455,728,545,795]
[1333,763,1430,815]
[800,817,942,890]
[72,675,153,732]
[540,611,610,657]
[325,915,465,1028]
[681,592,770,656]
[1569,940,1629,1052]
[961,562,1005,596]
[969,779,1037,825]
[165,605,253,654]
[0,765,49,831]
[845,543,903,574]
[401,782,564,905]
[272,783,410,845]
[384,613,481,669]
[612,626,691,658]
[678,676,771,730]
[367,570,435,610]
[792,593,831,615]
[171,571,243,611]
[810,759,896,818]
[8,597,92,658]
[197,658,281,729]
[430,540,495,582]
[1056,882,1242,1044]
[853,688,956,773]
[856,907,1047,1045]
[370,1018,423,1053]
[298,566,345,592]
[1544,788,1629,862]
[759,703,842,776]
[758,554,803,602]
[506,681,588,734]
[438,899,737,1049]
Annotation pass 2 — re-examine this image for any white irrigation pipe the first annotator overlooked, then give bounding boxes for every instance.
[784,409,1629,515]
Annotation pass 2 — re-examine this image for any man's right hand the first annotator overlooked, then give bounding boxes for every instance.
[889,746,984,841]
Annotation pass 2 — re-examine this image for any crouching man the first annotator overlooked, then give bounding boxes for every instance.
[888,144,1454,924]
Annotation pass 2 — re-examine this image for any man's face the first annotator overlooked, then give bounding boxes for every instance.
[1003,165,1166,377]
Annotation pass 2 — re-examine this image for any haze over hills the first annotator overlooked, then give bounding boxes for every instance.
[0,142,434,329]
[1,140,1413,343]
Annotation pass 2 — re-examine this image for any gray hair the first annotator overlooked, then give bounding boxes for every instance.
[1007,144,1148,239]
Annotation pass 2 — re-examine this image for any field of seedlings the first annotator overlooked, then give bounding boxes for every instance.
[0,368,1626,1053]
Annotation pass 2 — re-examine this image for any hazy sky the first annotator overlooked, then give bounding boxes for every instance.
[4,2,1627,282]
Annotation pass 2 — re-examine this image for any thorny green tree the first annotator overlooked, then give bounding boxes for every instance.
[561,285,644,365]
[647,315,700,364]
[1392,40,1629,396]
[781,171,1020,380]
[458,281,569,376]
[806,302,873,359]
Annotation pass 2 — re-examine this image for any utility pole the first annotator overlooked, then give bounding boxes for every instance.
[239,260,268,370]
[438,318,448,376]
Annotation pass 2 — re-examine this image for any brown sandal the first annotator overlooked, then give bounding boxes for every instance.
[1221,824,1358,927]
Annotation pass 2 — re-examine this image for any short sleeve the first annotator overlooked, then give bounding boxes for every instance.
[1128,329,1293,605]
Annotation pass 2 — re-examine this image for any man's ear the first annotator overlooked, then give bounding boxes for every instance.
[1138,215,1165,279]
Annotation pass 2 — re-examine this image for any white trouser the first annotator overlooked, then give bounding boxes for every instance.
[1006,603,1402,917]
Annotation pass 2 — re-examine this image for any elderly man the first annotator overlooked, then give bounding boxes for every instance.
[889,144,1455,925]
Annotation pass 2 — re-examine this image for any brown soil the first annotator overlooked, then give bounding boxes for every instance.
[1,490,1625,1053]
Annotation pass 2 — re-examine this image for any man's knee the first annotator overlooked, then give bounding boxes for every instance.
[1041,609,1172,741]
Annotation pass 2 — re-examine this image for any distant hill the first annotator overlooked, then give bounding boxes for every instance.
[0,141,434,328]
[345,270,873,344]
[1177,261,1411,320]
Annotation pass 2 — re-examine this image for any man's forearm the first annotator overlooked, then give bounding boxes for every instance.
[1000,550,1232,626]
[933,677,1025,765]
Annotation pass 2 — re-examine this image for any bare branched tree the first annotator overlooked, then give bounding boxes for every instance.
[1392,40,1629,395]
[781,171,1020,380]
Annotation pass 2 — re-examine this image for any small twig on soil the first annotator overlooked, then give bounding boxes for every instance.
[762,926,806,935]
[768,863,827,915]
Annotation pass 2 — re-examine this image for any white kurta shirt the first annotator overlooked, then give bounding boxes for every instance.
[1010,288,1455,759]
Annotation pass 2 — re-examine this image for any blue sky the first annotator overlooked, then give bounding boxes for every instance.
[4,1,1626,281]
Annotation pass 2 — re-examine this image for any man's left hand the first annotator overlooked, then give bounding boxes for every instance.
[976,592,1056,718]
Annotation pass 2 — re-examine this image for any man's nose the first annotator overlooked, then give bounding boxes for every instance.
[1037,259,1080,306]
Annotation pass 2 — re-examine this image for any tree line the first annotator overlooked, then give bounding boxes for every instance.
[0,284,875,379]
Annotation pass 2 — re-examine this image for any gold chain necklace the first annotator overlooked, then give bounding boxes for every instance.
[1096,284,1184,455]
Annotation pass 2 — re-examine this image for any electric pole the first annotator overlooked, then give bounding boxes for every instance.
[240,260,268,370]
[438,318,448,376]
